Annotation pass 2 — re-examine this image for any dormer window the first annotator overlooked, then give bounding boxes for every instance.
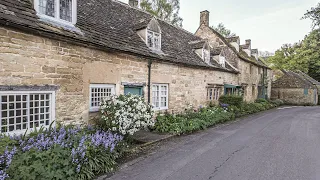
[202,43,210,63]
[147,30,161,50]
[202,48,210,63]
[219,55,226,68]
[34,0,77,25]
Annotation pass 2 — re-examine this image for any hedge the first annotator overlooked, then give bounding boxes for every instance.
[219,95,244,107]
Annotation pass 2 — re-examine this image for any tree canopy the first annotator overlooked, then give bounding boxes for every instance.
[267,3,320,81]
[140,0,183,27]
[267,30,320,81]
[212,23,236,38]
[302,2,320,29]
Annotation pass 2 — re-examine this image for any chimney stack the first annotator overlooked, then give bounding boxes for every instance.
[200,10,210,26]
[245,39,251,47]
[129,0,140,8]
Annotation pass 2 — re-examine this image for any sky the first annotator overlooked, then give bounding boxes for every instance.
[119,0,318,52]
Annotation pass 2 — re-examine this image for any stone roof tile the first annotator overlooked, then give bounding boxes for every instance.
[0,0,238,73]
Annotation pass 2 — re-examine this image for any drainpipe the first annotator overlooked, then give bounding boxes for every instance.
[147,59,152,103]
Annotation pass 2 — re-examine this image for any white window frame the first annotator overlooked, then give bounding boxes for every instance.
[152,84,168,110]
[34,0,77,25]
[146,30,161,51]
[219,55,226,68]
[207,88,220,101]
[202,48,210,63]
[89,84,115,112]
[0,91,56,136]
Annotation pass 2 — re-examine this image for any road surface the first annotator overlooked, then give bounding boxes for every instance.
[108,106,320,180]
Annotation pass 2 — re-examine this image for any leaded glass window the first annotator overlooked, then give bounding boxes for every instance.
[152,84,168,110]
[147,30,161,50]
[39,0,55,17]
[60,0,72,22]
[34,0,76,24]
[89,84,115,112]
[0,92,55,135]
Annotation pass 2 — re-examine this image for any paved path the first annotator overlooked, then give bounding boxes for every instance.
[108,107,320,180]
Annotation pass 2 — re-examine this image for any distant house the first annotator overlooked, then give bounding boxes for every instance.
[195,11,272,101]
[0,0,271,135]
[271,71,319,105]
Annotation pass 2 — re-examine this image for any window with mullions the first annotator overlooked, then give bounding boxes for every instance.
[147,30,161,50]
[0,92,55,135]
[207,88,220,101]
[152,84,168,110]
[89,84,115,112]
[34,0,77,24]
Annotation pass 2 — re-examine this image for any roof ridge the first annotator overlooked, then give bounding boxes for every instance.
[111,0,199,38]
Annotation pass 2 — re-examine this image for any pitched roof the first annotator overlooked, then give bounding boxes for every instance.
[226,36,239,43]
[201,26,270,69]
[272,70,317,88]
[297,71,320,86]
[0,0,238,73]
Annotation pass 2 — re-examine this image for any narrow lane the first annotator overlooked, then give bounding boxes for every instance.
[108,107,320,180]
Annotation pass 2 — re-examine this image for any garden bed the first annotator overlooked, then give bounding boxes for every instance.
[153,98,284,135]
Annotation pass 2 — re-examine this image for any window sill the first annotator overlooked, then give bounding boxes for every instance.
[153,107,168,111]
[37,14,82,34]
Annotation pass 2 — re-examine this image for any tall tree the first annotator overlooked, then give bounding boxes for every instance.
[140,0,183,27]
[267,30,320,81]
[302,2,320,29]
[212,23,236,38]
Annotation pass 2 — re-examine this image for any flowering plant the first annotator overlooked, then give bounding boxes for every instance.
[0,125,123,180]
[100,94,155,135]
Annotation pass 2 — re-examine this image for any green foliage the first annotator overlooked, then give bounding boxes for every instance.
[1,126,124,180]
[255,98,268,103]
[7,147,77,180]
[219,95,244,107]
[140,0,183,27]
[269,99,284,106]
[212,23,236,38]
[154,107,235,135]
[302,2,320,29]
[267,29,320,82]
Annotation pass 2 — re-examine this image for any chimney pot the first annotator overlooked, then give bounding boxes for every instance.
[129,0,140,8]
[200,10,210,26]
[245,39,251,46]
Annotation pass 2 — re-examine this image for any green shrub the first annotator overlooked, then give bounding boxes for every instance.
[255,98,268,103]
[219,95,244,107]
[154,107,235,135]
[269,99,284,106]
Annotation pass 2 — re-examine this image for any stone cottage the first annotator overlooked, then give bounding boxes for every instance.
[0,0,271,135]
[195,11,273,102]
[271,71,319,105]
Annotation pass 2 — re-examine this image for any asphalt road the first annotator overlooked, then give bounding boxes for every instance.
[108,106,320,180]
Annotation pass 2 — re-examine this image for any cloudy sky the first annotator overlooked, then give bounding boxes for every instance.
[118,0,317,52]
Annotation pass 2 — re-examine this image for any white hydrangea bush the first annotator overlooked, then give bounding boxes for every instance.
[100,94,155,135]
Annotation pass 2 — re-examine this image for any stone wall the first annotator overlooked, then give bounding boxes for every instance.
[0,26,240,123]
[195,24,272,102]
[271,88,316,105]
[0,26,151,124]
